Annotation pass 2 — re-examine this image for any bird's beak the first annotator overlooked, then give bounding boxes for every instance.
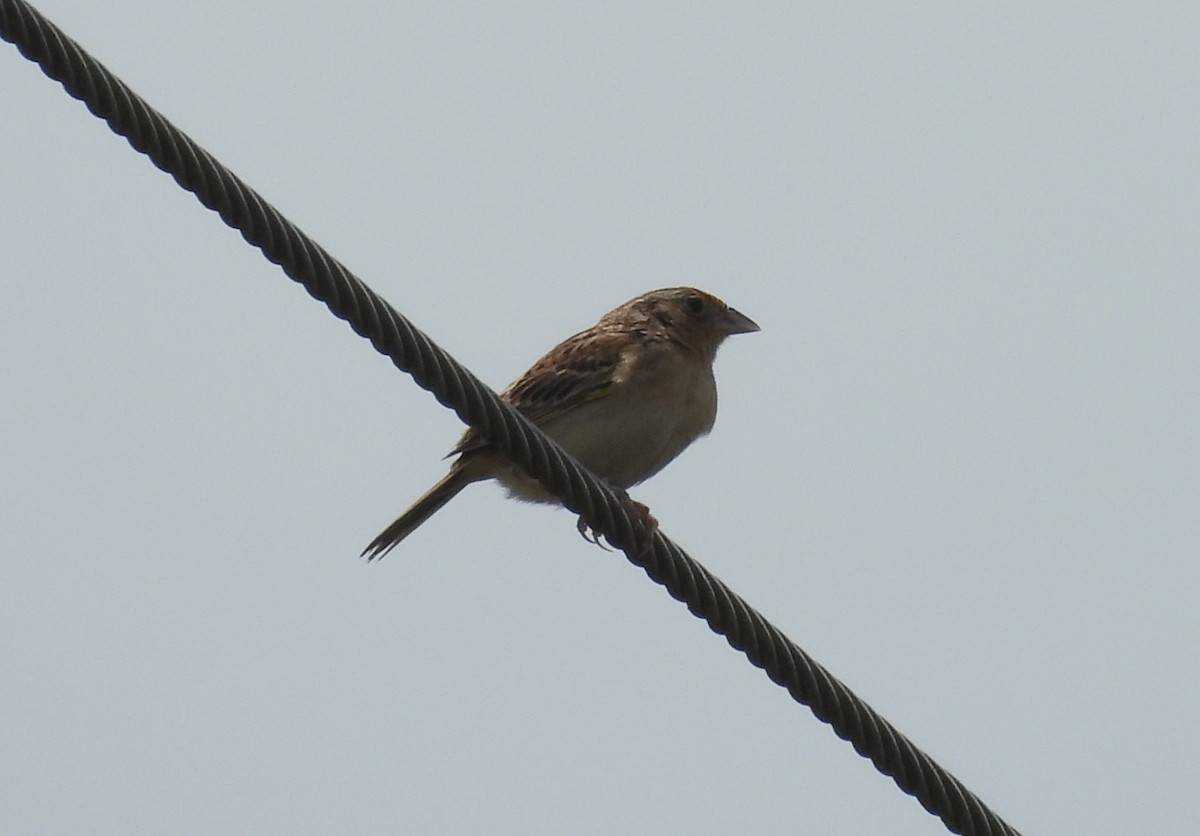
[720,306,760,335]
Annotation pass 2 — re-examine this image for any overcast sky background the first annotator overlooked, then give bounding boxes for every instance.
[3,3,1198,834]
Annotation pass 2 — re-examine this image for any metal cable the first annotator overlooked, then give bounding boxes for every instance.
[1,2,1021,834]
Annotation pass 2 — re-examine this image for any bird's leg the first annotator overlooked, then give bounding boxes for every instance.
[625,495,659,555]
[574,488,658,554]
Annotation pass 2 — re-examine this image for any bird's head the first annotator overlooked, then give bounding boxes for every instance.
[618,287,760,358]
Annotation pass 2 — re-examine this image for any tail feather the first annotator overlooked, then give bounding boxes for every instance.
[361,470,471,561]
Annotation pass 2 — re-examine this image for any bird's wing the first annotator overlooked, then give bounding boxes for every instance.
[450,327,630,457]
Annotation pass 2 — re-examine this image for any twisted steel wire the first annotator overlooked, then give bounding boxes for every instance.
[1,2,1021,834]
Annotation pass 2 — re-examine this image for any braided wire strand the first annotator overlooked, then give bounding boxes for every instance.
[1,3,1021,834]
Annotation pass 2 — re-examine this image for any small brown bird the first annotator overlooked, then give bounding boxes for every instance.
[362,287,759,560]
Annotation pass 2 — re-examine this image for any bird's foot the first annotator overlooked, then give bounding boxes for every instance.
[575,489,658,554]
[576,514,612,550]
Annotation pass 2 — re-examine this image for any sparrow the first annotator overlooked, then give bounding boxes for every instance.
[362,287,759,560]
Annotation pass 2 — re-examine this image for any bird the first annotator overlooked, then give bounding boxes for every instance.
[361,287,759,560]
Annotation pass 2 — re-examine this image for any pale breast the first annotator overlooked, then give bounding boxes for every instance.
[497,341,718,501]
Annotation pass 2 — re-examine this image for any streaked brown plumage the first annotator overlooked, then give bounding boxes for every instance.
[362,287,759,560]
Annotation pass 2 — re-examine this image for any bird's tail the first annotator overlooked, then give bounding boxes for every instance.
[361,470,470,561]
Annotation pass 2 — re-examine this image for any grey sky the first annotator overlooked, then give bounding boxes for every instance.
[3,2,1198,834]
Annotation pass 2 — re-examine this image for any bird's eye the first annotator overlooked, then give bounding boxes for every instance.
[684,295,706,316]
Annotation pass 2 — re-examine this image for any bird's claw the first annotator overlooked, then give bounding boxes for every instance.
[576,514,612,550]
[575,490,658,555]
